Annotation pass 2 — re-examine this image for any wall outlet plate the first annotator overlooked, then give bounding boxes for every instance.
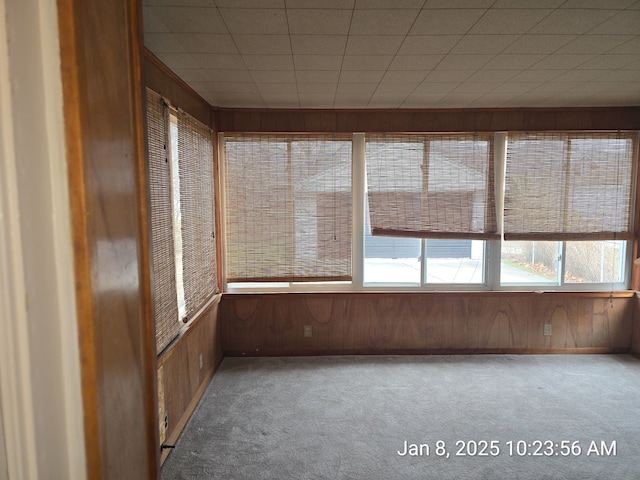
[543,323,552,336]
[199,353,203,370]
[304,325,312,337]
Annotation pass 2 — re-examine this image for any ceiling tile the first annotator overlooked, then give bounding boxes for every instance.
[345,36,405,55]
[410,9,486,35]
[453,82,500,94]
[355,0,425,8]
[342,55,394,70]
[207,82,259,93]
[424,70,473,82]
[298,94,336,108]
[388,55,443,71]
[291,35,347,55]
[287,9,352,34]
[218,9,288,34]
[590,10,640,34]
[529,82,576,93]
[593,70,640,82]
[172,68,212,82]
[413,82,459,94]
[151,7,228,33]
[481,54,546,70]
[192,53,247,69]
[367,94,407,108]
[401,93,448,108]
[205,93,266,108]
[262,94,300,108]
[437,93,478,107]
[381,70,426,83]
[350,9,420,35]
[215,0,285,7]
[336,83,378,95]
[397,35,462,55]
[286,0,355,7]
[608,37,640,54]
[423,0,495,7]
[339,70,386,83]
[555,35,635,55]
[497,82,537,93]
[233,35,292,54]
[296,70,341,82]
[207,69,253,82]
[465,69,517,82]
[143,8,169,33]
[435,54,494,70]
[509,69,563,82]
[450,35,519,54]
[293,55,343,70]
[492,0,564,7]
[242,55,294,70]
[577,54,640,69]
[251,70,297,82]
[257,83,298,94]
[529,54,596,70]
[145,33,186,53]
[175,33,238,53]
[333,94,370,108]
[528,9,617,35]
[371,83,418,94]
[559,0,636,8]
[552,70,605,82]
[502,35,577,54]
[297,83,337,94]
[155,52,199,69]
[469,9,554,34]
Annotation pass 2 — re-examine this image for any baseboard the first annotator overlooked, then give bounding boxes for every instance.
[224,347,630,357]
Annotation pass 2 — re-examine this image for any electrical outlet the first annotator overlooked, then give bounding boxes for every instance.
[164,414,169,430]
[304,325,312,337]
[543,323,552,336]
[199,353,203,370]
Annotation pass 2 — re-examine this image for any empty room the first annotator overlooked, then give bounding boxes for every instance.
[1,1,640,479]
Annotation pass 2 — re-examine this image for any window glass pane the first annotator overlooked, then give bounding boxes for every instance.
[501,241,560,284]
[564,241,625,284]
[364,234,421,285]
[426,240,484,284]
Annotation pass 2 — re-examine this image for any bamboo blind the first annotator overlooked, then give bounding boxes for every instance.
[177,110,218,320]
[365,134,498,240]
[504,132,636,241]
[224,134,352,283]
[146,89,179,353]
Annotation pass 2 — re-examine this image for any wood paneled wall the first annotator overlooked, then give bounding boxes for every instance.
[633,294,640,357]
[221,292,634,356]
[157,298,223,465]
[216,106,640,133]
[144,49,211,128]
[57,0,157,478]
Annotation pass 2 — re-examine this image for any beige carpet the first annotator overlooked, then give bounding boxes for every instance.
[162,354,640,480]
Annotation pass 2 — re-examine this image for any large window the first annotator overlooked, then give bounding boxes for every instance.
[222,131,637,292]
[146,88,218,353]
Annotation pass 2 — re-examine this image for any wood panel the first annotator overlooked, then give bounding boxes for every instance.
[216,107,640,134]
[633,294,640,357]
[57,0,158,478]
[144,49,211,127]
[157,299,223,465]
[221,292,634,356]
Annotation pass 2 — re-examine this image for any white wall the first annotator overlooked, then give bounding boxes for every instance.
[0,0,85,478]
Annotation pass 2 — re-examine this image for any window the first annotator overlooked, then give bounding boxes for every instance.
[221,131,637,292]
[223,134,352,285]
[146,88,218,353]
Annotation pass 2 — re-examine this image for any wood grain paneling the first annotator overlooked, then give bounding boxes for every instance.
[144,49,211,127]
[157,298,223,465]
[216,107,640,134]
[57,0,157,477]
[221,292,634,356]
[632,294,640,357]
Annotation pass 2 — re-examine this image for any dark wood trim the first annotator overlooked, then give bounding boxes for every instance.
[225,347,630,357]
[216,107,640,133]
[144,48,211,127]
[222,290,636,299]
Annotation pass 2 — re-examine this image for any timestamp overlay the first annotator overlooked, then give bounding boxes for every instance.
[392,437,632,479]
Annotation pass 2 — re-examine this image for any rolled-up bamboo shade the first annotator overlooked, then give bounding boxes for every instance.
[365,134,498,240]
[146,89,179,353]
[504,132,635,241]
[178,110,218,320]
[224,134,352,283]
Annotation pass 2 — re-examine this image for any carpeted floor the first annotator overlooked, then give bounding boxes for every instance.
[161,354,640,480]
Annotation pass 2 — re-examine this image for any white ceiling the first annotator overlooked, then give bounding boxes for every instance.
[143,0,640,109]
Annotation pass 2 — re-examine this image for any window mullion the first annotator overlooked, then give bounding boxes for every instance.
[352,133,365,290]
